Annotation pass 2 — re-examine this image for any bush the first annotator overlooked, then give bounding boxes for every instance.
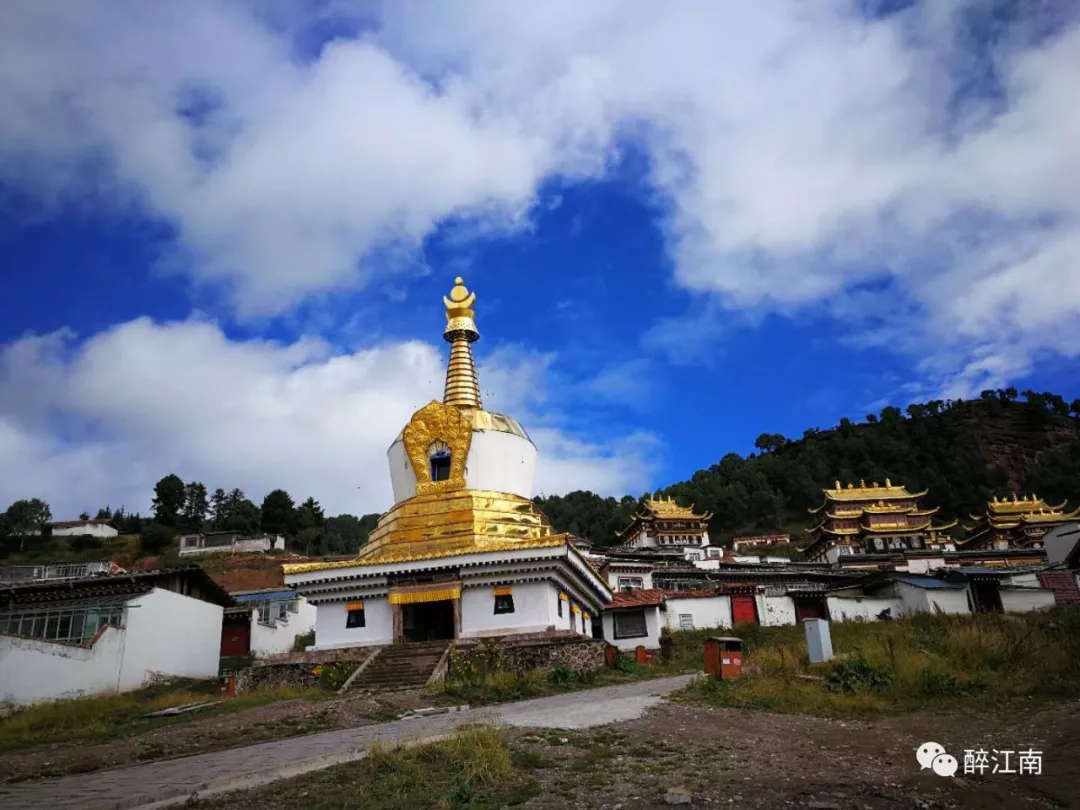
[823,656,894,693]
[547,665,574,685]
[313,663,355,691]
[138,522,175,555]
[68,534,104,552]
[916,669,987,697]
[293,630,315,652]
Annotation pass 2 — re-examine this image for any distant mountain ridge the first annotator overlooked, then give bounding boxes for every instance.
[536,390,1080,547]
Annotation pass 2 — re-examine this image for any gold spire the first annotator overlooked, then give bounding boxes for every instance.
[442,276,482,410]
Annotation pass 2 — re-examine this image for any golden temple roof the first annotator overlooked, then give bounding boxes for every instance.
[986,493,1069,515]
[284,490,569,575]
[642,497,711,520]
[821,478,927,502]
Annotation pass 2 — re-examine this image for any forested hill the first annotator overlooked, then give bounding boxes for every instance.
[535,390,1080,548]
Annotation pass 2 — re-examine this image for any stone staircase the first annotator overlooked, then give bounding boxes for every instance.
[349,640,449,691]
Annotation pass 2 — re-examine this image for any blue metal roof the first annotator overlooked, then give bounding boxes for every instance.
[232,588,297,603]
[888,574,964,590]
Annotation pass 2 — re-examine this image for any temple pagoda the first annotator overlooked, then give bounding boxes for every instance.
[616,497,713,561]
[961,494,1079,550]
[803,479,956,563]
[284,278,611,650]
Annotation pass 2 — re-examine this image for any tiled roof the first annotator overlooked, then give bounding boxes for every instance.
[233,588,297,603]
[607,588,666,609]
[0,564,234,607]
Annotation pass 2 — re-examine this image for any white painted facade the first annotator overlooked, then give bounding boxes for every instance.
[387,425,538,502]
[663,595,731,632]
[603,565,655,592]
[893,582,970,615]
[756,594,797,626]
[179,534,285,557]
[250,598,318,658]
[50,522,118,538]
[460,581,557,638]
[826,596,904,622]
[603,605,662,651]
[0,588,222,706]
[1000,588,1057,613]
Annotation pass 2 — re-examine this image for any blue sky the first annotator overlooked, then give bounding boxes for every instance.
[1,1,1078,519]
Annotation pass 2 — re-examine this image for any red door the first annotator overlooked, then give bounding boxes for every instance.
[731,595,758,625]
[794,597,828,622]
[220,620,251,657]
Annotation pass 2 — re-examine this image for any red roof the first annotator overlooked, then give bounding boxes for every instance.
[607,588,666,609]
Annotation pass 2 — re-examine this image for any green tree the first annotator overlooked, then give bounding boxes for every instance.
[79,511,90,521]
[296,497,325,532]
[209,488,228,529]
[181,481,209,531]
[223,490,260,535]
[5,498,53,550]
[95,506,113,520]
[261,489,296,535]
[152,474,186,526]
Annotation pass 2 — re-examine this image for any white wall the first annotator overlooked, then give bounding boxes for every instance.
[119,589,222,687]
[52,523,118,538]
[602,606,662,651]
[663,596,731,632]
[0,588,223,706]
[387,427,538,502]
[1000,588,1056,613]
[757,595,797,626]
[0,627,126,705]
[605,568,654,590]
[460,581,557,638]
[250,598,318,658]
[312,597,393,650]
[894,582,970,615]
[826,596,903,622]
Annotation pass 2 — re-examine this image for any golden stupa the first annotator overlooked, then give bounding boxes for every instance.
[284,277,569,575]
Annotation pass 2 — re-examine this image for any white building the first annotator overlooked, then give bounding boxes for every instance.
[615,497,713,561]
[230,588,318,658]
[285,278,611,650]
[0,565,231,706]
[48,519,119,538]
[179,532,286,557]
[602,589,665,652]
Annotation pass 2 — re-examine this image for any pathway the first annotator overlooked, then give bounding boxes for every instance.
[0,675,697,810]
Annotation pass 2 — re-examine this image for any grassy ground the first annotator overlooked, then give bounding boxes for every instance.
[0,678,322,754]
[196,725,538,810]
[679,606,1080,717]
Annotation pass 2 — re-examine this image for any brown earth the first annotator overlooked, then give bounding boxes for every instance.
[195,698,1079,810]
[0,689,431,784]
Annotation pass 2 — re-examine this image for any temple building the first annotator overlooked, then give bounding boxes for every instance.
[283,278,611,651]
[961,494,1079,550]
[616,497,713,561]
[803,479,957,564]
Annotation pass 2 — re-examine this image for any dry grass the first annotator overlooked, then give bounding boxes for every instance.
[681,607,1080,717]
[193,725,537,810]
[0,680,321,753]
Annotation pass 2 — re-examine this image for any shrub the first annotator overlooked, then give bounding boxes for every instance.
[293,630,315,652]
[916,669,987,697]
[138,522,175,555]
[547,665,574,685]
[313,663,354,691]
[823,656,894,693]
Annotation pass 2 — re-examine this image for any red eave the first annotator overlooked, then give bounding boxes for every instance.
[607,588,666,609]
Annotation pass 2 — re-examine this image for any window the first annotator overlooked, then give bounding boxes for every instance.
[617,577,644,592]
[0,604,123,645]
[557,596,563,617]
[428,440,451,482]
[346,605,365,628]
[613,609,647,639]
[257,604,271,624]
[679,614,695,631]
[494,594,515,614]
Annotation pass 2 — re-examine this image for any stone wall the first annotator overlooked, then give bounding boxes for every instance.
[449,634,604,678]
[236,647,375,693]
[252,646,377,668]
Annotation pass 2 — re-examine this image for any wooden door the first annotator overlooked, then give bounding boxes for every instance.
[220,620,250,657]
[731,595,758,625]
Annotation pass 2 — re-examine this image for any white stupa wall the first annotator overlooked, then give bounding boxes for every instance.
[388,427,537,502]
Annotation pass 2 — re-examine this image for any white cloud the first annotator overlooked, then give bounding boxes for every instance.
[0,1,1078,393]
[0,320,657,520]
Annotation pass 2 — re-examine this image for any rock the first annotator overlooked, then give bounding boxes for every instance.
[806,802,841,810]
[664,787,693,805]
[952,777,968,787]
[558,737,569,745]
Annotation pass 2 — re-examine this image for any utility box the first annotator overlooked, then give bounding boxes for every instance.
[704,636,743,679]
[804,618,833,663]
[635,645,655,664]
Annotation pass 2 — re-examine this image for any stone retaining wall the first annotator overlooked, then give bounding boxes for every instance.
[449,635,604,678]
[235,649,374,693]
[252,646,378,668]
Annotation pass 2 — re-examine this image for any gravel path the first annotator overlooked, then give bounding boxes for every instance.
[0,675,697,810]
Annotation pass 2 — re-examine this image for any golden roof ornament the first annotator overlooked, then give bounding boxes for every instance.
[442,276,482,410]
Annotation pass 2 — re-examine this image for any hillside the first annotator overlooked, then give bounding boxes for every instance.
[536,390,1080,547]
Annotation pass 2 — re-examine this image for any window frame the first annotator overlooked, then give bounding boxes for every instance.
[613,608,648,639]
[617,576,644,592]
[494,594,515,615]
[346,606,366,628]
